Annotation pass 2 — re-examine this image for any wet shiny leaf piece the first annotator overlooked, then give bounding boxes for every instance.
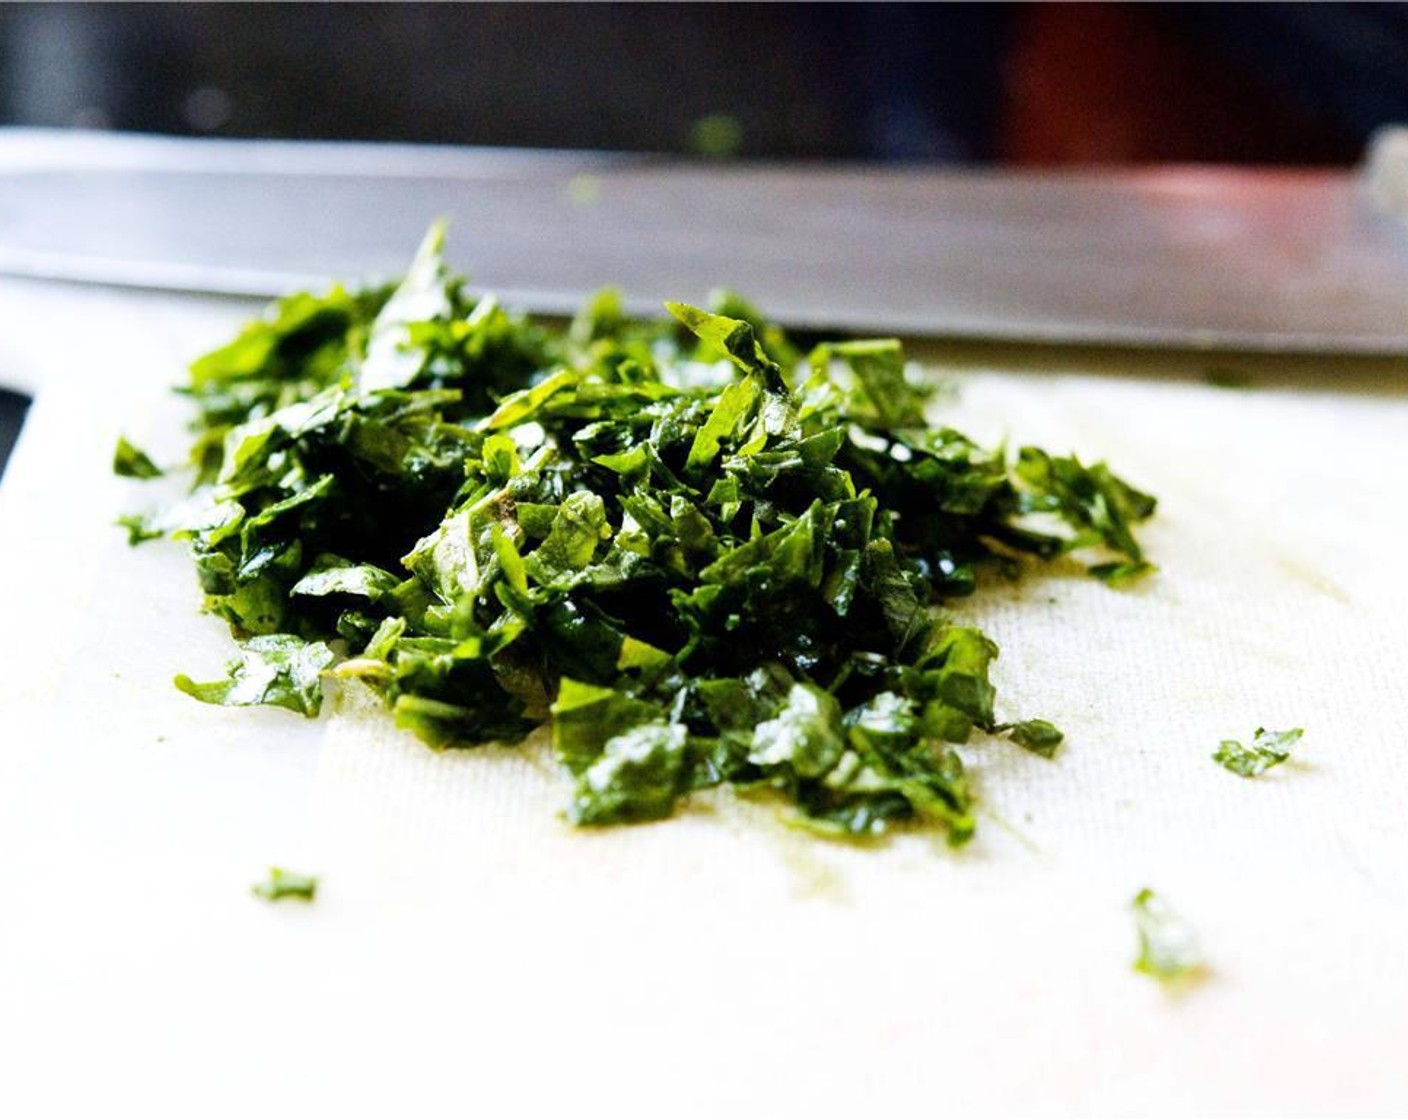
[1212,727,1303,778]
[252,867,319,902]
[1132,888,1207,987]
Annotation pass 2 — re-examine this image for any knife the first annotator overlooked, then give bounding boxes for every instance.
[4,127,1408,354]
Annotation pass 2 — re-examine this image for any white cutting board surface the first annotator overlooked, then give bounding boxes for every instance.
[2,278,1408,1118]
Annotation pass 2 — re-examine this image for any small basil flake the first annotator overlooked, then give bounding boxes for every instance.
[1212,726,1302,778]
[1004,719,1064,759]
[175,635,335,717]
[119,222,1158,847]
[1203,368,1252,390]
[749,683,846,778]
[1089,560,1155,586]
[290,555,400,602]
[113,436,163,479]
[252,867,319,902]
[117,512,164,545]
[1014,448,1155,569]
[570,721,689,825]
[1131,888,1206,987]
[810,339,928,429]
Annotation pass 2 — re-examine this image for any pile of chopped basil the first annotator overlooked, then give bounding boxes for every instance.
[118,224,1155,842]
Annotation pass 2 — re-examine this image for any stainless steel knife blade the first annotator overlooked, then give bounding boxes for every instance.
[4,128,1408,353]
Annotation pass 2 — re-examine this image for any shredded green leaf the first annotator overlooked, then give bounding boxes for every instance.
[118,226,1156,843]
[113,436,162,479]
[1212,727,1302,778]
[1203,368,1253,390]
[1131,888,1206,986]
[1002,719,1065,759]
[252,867,319,902]
[174,635,335,717]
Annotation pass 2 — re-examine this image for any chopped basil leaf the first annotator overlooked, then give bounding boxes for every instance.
[1212,727,1303,778]
[1203,368,1252,390]
[252,867,319,902]
[1131,888,1206,986]
[1002,718,1065,759]
[174,635,336,717]
[113,436,163,479]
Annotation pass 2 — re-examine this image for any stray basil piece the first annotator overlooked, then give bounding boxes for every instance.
[1131,888,1207,987]
[1212,727,1303,778]
[1002,719,1065,759]
[174,635,335,717]
[120,225,1157,844]
[252,867,319,902]
[113,436,162,479]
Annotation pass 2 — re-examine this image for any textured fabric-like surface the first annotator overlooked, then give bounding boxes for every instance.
[2,281,1406,1117]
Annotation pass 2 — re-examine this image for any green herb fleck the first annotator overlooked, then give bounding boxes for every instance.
[1132,888,1206,986]
[1002,719,1065,759]
[113,436,162,479]
[174,636,336,717]
[566,174,602,207]
[252,867,318,902]
[119,225,1157,845]
[1212,727,1302,778]
[688,113,744,159]
[1203,368,1252,390]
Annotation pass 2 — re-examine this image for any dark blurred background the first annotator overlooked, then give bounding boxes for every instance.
[2,2,1406,165]
[3,2,1407,481]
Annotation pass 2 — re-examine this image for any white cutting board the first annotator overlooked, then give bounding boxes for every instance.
[2,278,1407,1119]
